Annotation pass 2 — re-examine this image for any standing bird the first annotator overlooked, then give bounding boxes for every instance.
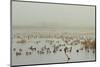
[19,48,22,52]
[47,48,51,54]
[64,47,70,61]
[26,51,32,56]
[29,46,36,51]
[64,47,68,54]
[13,48,16,51]
[16,52,21,56]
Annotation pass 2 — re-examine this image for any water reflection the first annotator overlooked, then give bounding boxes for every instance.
[12,31,95,64]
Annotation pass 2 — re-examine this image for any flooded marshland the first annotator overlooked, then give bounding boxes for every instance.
[11,1,96,66]
[12,28,96,65]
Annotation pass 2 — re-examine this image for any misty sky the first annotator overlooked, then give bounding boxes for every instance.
[12,1,95,29]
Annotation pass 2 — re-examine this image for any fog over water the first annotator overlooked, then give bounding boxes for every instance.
[12,1,95,29]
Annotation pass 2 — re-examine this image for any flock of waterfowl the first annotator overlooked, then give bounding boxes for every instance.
[12,32,95,62]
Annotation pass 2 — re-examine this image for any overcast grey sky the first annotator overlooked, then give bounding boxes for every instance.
[12,1,95,29]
